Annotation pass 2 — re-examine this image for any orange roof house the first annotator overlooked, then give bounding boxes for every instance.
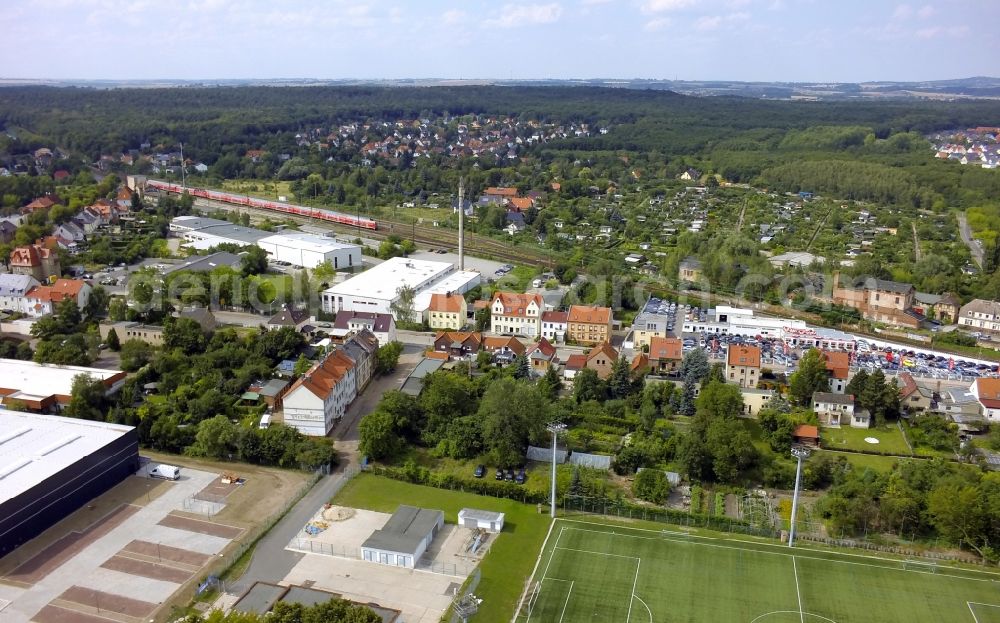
[585,341,618,379]
[728,345,761,368]
[429,292,465,314]
[509,197,534,212]
[566,305,613,345]
[483,186,518,198]
[648,336,683,374]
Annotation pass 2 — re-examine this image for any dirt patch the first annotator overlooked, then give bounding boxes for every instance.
[100,555,193,583]
[158,513,243,539]
[31,605,119,623]
[57,585,158,618]
[3,505,141,585]
[139,451,311,526]
[322,506,356,522]
[194,476,244,503]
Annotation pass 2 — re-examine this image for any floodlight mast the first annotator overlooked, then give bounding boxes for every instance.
[788,445,812,547]
[547,422,567,519]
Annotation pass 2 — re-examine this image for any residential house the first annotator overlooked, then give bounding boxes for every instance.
[898,372,935,414]
[10,243,61,282]
[22,279,91,317]
[630,353,650,375]
[914,292,961,324]
[482,335,526,365]
[566,305,613,345]
[491,292,543,338]
[268,305,312,332]
[821,350,851,394]
[562,353,587,380]
[341,329,379,393]
[282,349,357,436]
[585,341,618,380]
[527,338,558,373]
[433,331,482,359]
[958,299,1000,335]
[23,195,59,214]
[427,292,467,330]
[792,425,820,448]
[648,336,683,375]
[970,378,1000,422]
[812,392,861,428]
[0,274,39,313]
[480,187,518,204]
[541,310,568,343]
[334,311,396,345]
[741,388,775,417]
[679,168,701,181]
[832,274,920,328]
[176,307,218,333]
[727,345,761,389]
[53,221,85,243]
[678,257,703,283]
[630,311,669,349]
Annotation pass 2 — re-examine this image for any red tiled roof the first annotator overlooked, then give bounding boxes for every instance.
[976,378,1000,409]
[568,305,612,325]
[587,341,618,363]
[542,310,568,323]
[793,424,819,440]
[509,197,533,211]
[435,331,482,348]
[492,292,542,317]
[530,337,557,358]
[25,279,87,303]
[822,351,850,380]
[728,345,761,368]
[429,292,465,313]
[482,336,526,355]
[484,186,518,197]
[649,336,682,361]
[565,354,587,370]
[631,353,649,372]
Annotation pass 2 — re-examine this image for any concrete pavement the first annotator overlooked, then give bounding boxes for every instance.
[957,211,984,268]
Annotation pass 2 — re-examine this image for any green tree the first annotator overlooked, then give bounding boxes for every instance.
[512,353,530,379]
[105,327,121,351]
[538,364,562,401]
[188,415,239,459]
[633,468,671,504]
[163,317,207,355]
[376,341,403,374]
[608,355,633,399]
[389,285,417,324]
[119,339,152,371]
[789,348,829,406]
[679,347,710,382]
[573,367,604,403]
[479,378,548,467]
[474,305,491,332]
[85,285,110,320]
[240,245,269,276]
[63,373,106,421]
[695,379,744,419]
[311,260,336,286]
[293,354,313,376]
[358,410,403,460]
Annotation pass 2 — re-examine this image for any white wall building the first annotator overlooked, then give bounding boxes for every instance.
[0,274,40,313]
[257,232,361,270]
[281,349,357,436]
[360,505,444,569]
[321,257,479,323]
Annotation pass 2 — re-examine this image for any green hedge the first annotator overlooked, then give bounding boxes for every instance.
[365,464,548,504]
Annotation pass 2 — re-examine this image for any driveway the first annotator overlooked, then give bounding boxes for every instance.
[226,351,418,597]
[957,211,984,268]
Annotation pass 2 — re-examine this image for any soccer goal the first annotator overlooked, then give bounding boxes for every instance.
[901,559,938,574]
[518,580,542,620]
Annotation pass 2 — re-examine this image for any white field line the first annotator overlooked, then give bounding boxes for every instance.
[968,602,1000,623]
[633,592,654,623]
[968,601,979,623]
[542,527,565,580]
[560,518,1000,581]
[554,546,641,560]
[515,520,558,623]
[626,558,641,623]
[559,524,995,583]
[793,556,804,623]
[557,581,574,623]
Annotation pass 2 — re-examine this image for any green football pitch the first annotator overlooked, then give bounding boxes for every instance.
[514,518,1000,623]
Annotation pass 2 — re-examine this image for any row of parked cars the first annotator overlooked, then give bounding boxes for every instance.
[473,464,526,484]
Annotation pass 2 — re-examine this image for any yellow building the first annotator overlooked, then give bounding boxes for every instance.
[427,292,467,331]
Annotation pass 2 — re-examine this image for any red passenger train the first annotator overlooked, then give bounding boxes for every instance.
[146,180,378,230]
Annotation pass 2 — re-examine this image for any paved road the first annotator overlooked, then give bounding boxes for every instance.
[957,211,984,268]
[226,349,419,596]
[911,221,922,262]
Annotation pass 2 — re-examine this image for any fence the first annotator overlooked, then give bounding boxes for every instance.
[447,568,482,623]
[287,538,358,559]
[182,496,225,517]
[562,495,776,538]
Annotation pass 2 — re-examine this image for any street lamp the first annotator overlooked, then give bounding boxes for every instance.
[788,445,812,547]
[546,422,567,519]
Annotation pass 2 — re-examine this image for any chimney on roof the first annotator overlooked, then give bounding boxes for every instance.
[458,176,465,271]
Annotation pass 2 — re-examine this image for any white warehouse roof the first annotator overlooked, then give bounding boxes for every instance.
[257,232,359,254]
[0,359,125,404]
[0,410,135,505]
[325,257,455,300]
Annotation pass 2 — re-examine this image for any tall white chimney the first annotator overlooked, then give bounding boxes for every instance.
[458,177,465,271]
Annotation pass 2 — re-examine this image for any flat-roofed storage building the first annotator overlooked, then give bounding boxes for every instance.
[0,409,139,557]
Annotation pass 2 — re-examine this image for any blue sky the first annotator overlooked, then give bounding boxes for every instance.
[3,0,997,81]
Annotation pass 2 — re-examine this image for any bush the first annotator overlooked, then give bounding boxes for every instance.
[633,468,671,504]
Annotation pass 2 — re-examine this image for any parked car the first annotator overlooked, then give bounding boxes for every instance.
[474,464,485,479]
[515,468,527,485]
[495,468,505,480]
[505,468,516,482]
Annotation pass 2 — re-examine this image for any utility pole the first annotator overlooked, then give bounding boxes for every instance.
[788,445,811,547]
[458,176,465,270]
[546,422,567,519]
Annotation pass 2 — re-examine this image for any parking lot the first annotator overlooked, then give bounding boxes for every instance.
[0,466,238,623]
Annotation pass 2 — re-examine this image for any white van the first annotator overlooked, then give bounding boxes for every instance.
[149,464,180,480]
[532,278,543,288]
[259,412,272,429]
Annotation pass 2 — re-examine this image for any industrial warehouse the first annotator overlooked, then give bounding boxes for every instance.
[321,256,480,322]
[0,359,127,412]
[0,409,139,557]
[169,216,361,269]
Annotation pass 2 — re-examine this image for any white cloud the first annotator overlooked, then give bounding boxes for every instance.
[642,0,695,13]
[892,4,913,20]
[581,0,614,5]
[644,17,671,31]
[916,4,935,19]
[695,15,722,30]
[485,3,563,28]
[915,24,968,38]
[442,9,467,25]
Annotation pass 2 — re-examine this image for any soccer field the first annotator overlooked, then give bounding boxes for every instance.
[515,519,1000,623]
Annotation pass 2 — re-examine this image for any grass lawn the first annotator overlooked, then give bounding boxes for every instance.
[819,449,914,473]
[821,424,912,455]
[332,473,551,623]
[518,518,1000,623]
[219,178,293,200]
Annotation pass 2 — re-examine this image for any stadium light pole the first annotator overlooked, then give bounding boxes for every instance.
[788,445,812,548]
[547,422,567,519]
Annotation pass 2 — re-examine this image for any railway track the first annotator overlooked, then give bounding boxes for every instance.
[185,198,553,267]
